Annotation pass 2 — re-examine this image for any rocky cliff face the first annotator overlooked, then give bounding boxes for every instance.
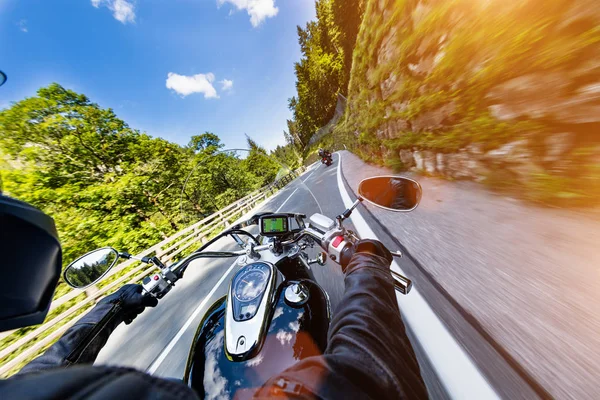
[343,0,600,204]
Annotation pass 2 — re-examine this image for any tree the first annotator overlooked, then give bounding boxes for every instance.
[0,83,281,267]
[272,143,301,170]
[244,134,281,185]
[287,0,364,149]
[188,132,222,154]
[332,0,365,94]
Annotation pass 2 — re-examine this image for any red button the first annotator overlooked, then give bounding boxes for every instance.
[153,275,159,281]
[332,236,344,248]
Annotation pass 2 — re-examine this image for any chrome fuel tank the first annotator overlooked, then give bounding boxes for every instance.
[183,279,330,398]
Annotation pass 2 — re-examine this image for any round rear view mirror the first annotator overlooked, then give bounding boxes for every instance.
[358,176,422,212]
[64,247,119,288]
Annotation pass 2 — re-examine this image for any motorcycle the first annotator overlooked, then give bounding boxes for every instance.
[64,174,422,398]
[321,152,333,166]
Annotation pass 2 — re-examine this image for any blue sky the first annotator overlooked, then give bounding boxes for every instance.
[0,0,315,150]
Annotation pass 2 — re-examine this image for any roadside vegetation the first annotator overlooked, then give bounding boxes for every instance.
[0,83,301,271]
[290,0,600,207]
[285,0,365,157]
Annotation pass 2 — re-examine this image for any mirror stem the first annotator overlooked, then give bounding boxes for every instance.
[346,197,363,216]
[119,252,151,264]
[336,197,363,227]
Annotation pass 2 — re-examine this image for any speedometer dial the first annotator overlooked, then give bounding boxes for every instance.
[234,269,268,302]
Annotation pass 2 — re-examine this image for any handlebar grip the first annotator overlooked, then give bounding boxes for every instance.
[339,242,413,295]
[339,242,355,272]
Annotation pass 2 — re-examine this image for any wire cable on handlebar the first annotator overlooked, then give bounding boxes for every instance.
[174,251,242,278]
[193,228,259,253]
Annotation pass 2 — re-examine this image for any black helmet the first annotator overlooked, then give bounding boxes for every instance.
[0,194,62,331]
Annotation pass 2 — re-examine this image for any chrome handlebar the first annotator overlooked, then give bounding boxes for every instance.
[148,221,411,298]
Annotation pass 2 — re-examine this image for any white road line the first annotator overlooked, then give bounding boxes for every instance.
[146,261,238,374]
[302,164,320,182]
[334,152,499,400]
[302,184,323,214]
[276,187,299,212]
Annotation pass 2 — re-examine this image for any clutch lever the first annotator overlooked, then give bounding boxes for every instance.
[389,250,411,294]
[391,270,412,295]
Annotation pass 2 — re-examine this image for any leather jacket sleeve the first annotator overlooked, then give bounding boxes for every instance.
[18,300,124,374]
[2,365,199,400]
[18,284,156,374]
[256,252,428,399]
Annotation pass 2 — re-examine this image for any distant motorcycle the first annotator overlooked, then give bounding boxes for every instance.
[320,151,333,166]
[64,168,422,399]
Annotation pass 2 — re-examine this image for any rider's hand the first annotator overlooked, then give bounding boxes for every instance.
[340,239,393,271]
[354,239,393,264]
[98,284,158,325]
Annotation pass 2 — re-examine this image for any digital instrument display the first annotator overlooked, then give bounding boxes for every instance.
[260,216,289,236]
[240,304,257,315]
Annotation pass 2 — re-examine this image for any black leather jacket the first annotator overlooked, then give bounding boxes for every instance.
[1,252,427,399]
[319,150,332,158]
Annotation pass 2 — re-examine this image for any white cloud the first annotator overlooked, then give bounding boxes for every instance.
[218,0,279,27]
[219,79,234,91]
[166,72,219,98]
[91,0,135,24]
[18,19,27,33]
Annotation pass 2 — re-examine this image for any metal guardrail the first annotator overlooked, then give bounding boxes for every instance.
[0,166,305,377]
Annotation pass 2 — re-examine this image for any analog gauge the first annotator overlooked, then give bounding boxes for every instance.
[233,268,269,302]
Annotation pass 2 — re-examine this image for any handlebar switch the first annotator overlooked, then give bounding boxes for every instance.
[331,236,344,249]
[142,273,172,299]
[328,236,354,269]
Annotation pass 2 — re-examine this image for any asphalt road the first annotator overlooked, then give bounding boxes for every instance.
[96,152,576,399]
[95,154,502,399]
[339,150,600,400]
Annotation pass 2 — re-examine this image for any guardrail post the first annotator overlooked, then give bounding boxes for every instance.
[219,210,227,229]
[84,285,100,300]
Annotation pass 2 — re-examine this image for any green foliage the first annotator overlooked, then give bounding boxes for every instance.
[243,135,281,186]
[332,0,366,94]
[187,132,223,153]
[0,84,285,288]
[346,0,600,153]
[383,153,405,173]
[271,143,302,170]
[288,0,365,149]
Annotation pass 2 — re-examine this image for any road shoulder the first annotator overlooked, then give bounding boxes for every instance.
[338,150,600,400]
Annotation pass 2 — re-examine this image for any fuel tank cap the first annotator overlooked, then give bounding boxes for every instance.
[284,283,309,306]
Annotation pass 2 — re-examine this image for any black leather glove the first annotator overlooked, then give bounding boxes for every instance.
[98,284,158,325]
[340,239,393,272]
[19,284,159,372]
[354,239,393,264]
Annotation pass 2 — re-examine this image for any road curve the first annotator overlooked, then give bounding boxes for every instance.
[96,153,556,399]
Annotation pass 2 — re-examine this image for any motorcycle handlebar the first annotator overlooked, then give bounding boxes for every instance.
[150,222,411,299]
